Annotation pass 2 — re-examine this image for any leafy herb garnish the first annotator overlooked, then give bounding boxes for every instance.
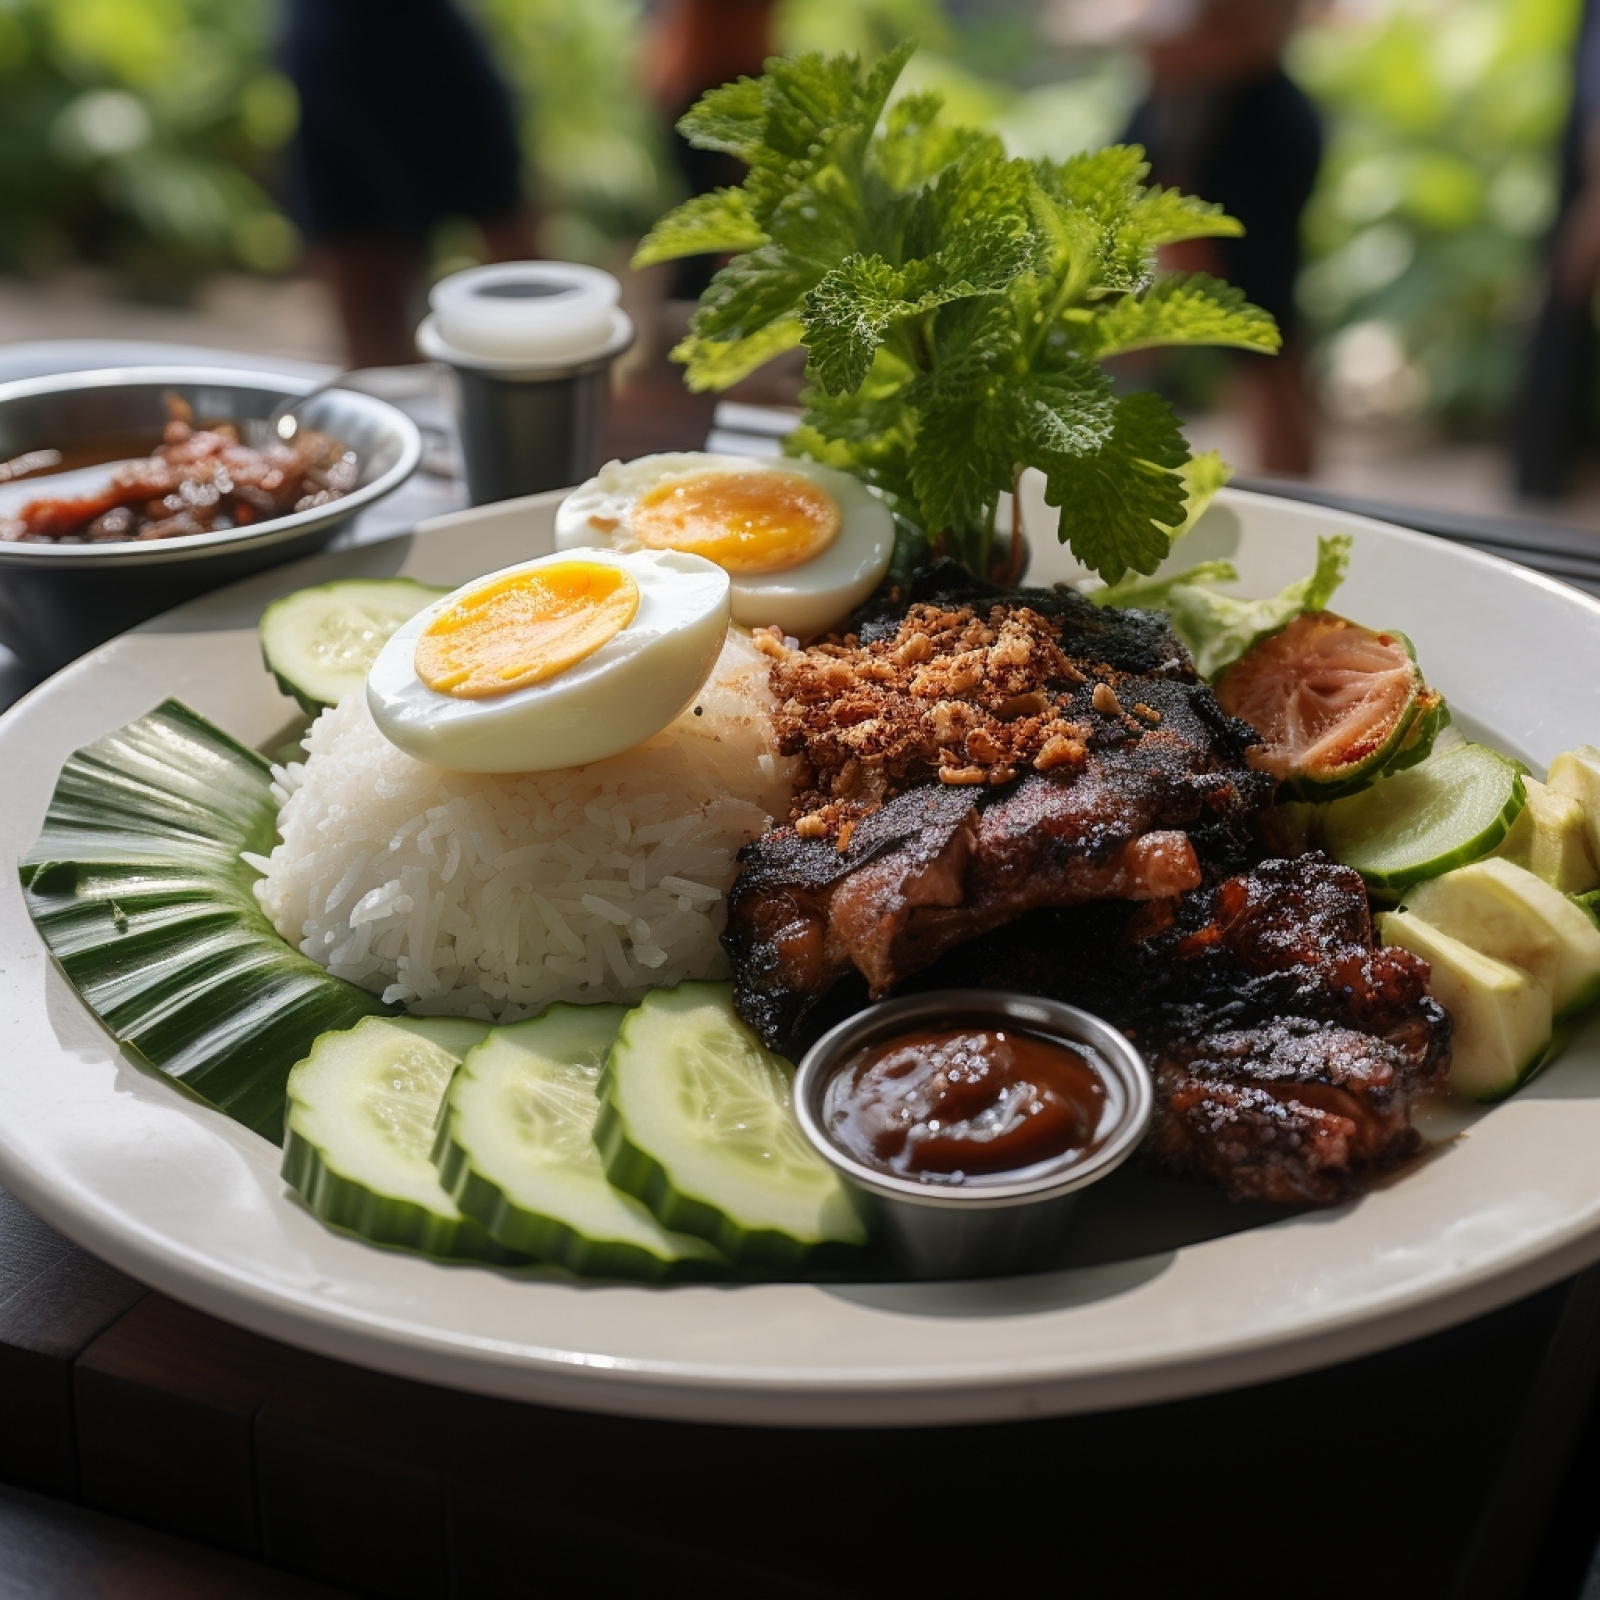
[634,44,1280,584]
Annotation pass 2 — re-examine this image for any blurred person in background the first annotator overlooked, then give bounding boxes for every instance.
[1124,0,1322,475]
[283,0,535,370]
[1514,0,1600,502]
[644,0,778,301]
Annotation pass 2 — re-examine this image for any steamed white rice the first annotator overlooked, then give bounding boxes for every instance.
[250,630,792,1020]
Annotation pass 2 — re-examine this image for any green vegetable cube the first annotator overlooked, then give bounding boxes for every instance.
[1402,858,1600,1022]
[1492,777,1598,894]
[1378,910,1553,1101]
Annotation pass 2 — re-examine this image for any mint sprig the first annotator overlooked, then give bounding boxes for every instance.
[634,45,1281,583]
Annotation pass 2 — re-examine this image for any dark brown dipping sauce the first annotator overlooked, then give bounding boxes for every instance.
[826,1023,1108,1181]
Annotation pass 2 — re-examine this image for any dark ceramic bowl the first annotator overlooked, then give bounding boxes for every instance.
[0,366,420,672]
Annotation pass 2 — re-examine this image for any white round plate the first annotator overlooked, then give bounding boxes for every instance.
[3,486,1599,1427]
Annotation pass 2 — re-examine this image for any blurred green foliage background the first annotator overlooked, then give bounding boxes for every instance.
[1294,0,1580,427]
[0,0,1583,427]
[0,0,299,284]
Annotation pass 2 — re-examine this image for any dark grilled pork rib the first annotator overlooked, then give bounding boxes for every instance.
[914,855,1451,1204]
[852,558,1195,678]
[1152,1020,1431,1204]
[727,560,1449,1205]
[729,780,1202,1047]
[728,659,1270,1049]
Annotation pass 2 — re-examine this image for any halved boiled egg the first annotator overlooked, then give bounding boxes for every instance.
[554,452,895,638]
[367,548,730,772]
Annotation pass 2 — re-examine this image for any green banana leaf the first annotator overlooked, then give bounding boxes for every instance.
[19,699,393,1142]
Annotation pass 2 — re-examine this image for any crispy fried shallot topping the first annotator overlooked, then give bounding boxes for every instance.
[762,602,1165,836]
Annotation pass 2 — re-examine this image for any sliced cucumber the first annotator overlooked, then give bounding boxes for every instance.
[282,1014,523,1261]
[259,578,447,714]
[1319,742,1526,899]
[435,1005,725,1280]
[1403,858,1600,1022]
[1378,910,1554,1100]
[594,983,867,1271]
[20,699,392,1140]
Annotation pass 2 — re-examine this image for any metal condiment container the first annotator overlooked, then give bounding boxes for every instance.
[794,990,1153,1281]
[416,261,634,507]
[0,367,420,672]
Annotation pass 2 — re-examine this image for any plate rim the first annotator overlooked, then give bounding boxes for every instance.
[5,483,1600,1427]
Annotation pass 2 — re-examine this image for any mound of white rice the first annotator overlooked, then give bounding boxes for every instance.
[250,630,793,1020]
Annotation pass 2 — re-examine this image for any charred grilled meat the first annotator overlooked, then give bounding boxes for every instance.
[852,558,1195,678]
[914,855,1451,1204]
[726,575,1447,1205]
[726,590,1270,1047]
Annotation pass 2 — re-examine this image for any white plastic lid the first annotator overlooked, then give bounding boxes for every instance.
[429,261,622,363]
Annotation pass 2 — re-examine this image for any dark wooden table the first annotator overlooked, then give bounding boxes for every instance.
[5,1172,1600,1600]
[8,354,1600,1597]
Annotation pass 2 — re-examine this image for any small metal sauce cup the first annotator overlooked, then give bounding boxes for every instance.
[794,990,1152,1280]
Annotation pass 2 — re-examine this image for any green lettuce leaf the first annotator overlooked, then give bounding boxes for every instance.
[1097,533,1353,679]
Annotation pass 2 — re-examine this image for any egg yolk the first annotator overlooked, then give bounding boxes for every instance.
[629,469,840,574]
[415,561,639,699]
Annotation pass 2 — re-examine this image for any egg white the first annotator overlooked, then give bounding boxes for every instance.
[366,547,731,773]
[553,452,895,638]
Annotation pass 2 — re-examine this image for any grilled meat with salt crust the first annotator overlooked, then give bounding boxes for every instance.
[914,855,1451,1204]
[726,588,1270,1047]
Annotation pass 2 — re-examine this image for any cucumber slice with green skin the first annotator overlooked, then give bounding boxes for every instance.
[1401,864,1560,1011]
[19,699,392,1140]
[259,579,447,714]
[435,1005,726,1280]
[283,1014,523,1262]
[594,983,867,1271]
[1318,742,1527,900]
[1377,910,1554,1101]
